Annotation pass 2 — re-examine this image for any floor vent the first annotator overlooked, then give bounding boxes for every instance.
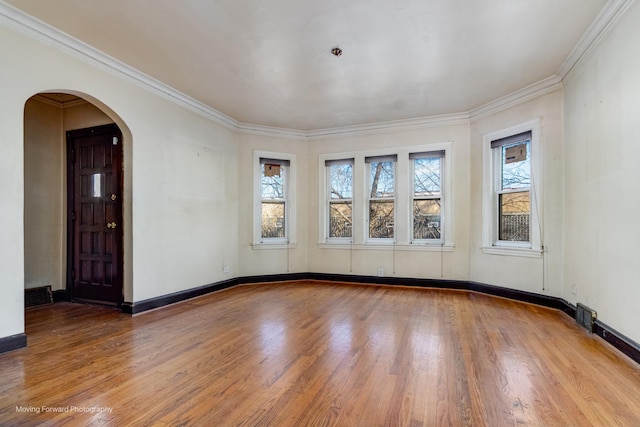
[576,303,596,333]
[25,286,53,308]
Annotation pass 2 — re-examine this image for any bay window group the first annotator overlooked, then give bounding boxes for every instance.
[320,143,451,248]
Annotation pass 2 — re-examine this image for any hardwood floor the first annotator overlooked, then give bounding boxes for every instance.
[1,281,640,426]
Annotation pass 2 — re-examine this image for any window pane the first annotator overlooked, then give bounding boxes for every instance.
[413,199,441,239]
[261,164,284,199]
[414,157,440,196]
[499,191,530,241]
[501,142,530,190]
[329,163,353,199]
[329,202,352,238]
[90,173,104,198]
[369,200,394,238]
[261,201,285,238]
[369,161,394,198]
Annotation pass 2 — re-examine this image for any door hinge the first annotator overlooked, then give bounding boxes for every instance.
[70,148,76,162]
[71,210,76,221]
[72,268,75,279]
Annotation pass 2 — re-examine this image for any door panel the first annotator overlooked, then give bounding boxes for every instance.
[67,124,123,305]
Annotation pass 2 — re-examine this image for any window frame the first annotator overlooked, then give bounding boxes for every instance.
[482,119,542,256]
[410,150,445,244]
[253,150,296,248]
[366,155,397,242]
[326,158,354,241]
[495,135,531,244]
[318,142,453,250]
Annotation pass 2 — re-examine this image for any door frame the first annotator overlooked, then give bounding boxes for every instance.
[66,123,124,306]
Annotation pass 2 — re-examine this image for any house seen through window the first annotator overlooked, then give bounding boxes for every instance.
[492,131,531,243]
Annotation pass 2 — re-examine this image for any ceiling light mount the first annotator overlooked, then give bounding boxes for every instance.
[331,47,343,57]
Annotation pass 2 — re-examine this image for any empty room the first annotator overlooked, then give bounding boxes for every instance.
[1,0,639,425]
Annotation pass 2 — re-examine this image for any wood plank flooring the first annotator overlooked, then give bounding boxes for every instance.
[1,281,640,426]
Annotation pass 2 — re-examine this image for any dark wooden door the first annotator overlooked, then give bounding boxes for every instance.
[67,124,123,305]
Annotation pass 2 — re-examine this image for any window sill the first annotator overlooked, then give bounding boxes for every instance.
[318,242,455,252]
[481,246,542,258]
[252,242,297,250]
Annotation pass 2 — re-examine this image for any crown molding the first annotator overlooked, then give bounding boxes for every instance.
[31,94,89,109]
[62,98,91,109]
[30,94,64,108]
[307,113,470,139]
[469,75,563,122]
[557,0,635,79]
[0,1,239,131]
[236,122,307,140]
[238,112,470,140]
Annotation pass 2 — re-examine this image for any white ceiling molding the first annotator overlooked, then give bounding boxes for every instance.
[33,93,89,109]
[0,1,239,131]
[60,98,90,109]
[557,0,635,79]
[306,113,470,139]
[236,123,307,140]
[469,75,563,122]
[30,94,65,109]
[0,0,633,139]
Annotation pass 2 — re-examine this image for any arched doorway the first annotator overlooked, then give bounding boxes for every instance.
[24,91,132,308]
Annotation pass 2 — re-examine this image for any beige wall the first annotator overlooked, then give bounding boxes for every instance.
[0,20,239,338]
[236,122,472,281]
[23,98,64,290]
[307,123,471,280]
[563,0,640,343]
[469,90,565,295]
[237,132,309,276]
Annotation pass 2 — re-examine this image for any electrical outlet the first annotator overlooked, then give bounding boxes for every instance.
[377,268,384,277]
[571,284,577,295]
[223,266,230,273]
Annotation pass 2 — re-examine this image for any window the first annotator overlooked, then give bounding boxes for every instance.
[260,158,289,239]
[254,151,296,246]
[493,133,530,243]
[326,159,353,239]
[366,155,396,239]
[411,151,444,242]
[319,143,452,249]
[482,120,541,255]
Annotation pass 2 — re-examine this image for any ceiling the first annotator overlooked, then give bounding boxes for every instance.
[6,0,609,131]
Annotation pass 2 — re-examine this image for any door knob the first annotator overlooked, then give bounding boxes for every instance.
[107,222,117,229]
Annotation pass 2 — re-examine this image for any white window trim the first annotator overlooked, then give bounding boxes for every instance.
[407,142,453,248]
[482,119,542,256]
[325,158,354,242]
[318,142,453,248]
[410,151,444,245]
[252,150,296,248]
[366,156,397,243]
[318,242,456,251]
